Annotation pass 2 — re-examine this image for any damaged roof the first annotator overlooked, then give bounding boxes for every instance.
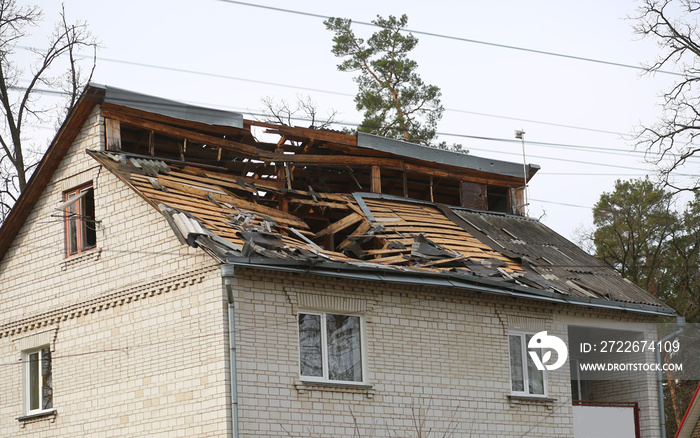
[91,151,672,315]
[0,85,675,317]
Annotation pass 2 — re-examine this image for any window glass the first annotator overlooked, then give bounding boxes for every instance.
[298,312,364,384]
[326,314,362,382]
[65,186,96,256]
[25,348,52,413]
[509,335,524,392]
[41,348,53,410]
[82,189,96,249]
[68,193,78,255]
[29,352,39,411]
[298,314,322,378]
[526,334,545,395]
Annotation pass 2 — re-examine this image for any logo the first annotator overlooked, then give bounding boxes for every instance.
[528,331,568,371]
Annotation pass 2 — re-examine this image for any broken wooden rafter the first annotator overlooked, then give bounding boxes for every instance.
[373,255,409,265]
[337,221,372,250]
[264,153,403,168]
[154,176,309,229]
[289,199,351,210]
[249,120,357,146]
[101,108,271,159]
[419,255,471,267]
[313,212,364,239]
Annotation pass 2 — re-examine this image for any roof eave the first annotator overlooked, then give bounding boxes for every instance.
[221,257,677,317]
[356,131,540,182]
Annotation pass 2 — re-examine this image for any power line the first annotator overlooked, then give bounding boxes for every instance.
[13,46,635,136]
[9,83,698,176]
[215,0,687,78]
[531,198,592,209]
[8,82,650,162]
[94,55,622,135]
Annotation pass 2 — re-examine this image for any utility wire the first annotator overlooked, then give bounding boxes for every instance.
[13,45,629,136]
[9,83,656,162]
[215,0,687,78]
[9,84,698,175]
[93,55,623,136]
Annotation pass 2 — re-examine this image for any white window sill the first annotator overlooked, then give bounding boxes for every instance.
[16,409,57,425]
[508,394,557,403]
[295,381,375,398]
[61,247,102,270]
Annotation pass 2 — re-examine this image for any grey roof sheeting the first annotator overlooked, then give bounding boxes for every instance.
[448,207,673,310]
[356,132,540,180]
[97,83,244,129]
[219,256,676,317]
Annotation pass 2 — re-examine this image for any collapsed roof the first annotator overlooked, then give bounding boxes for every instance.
[0,85,676,316]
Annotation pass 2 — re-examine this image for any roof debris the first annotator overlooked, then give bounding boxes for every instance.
[75,89,674,314]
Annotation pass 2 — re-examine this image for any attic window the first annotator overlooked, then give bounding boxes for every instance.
[64,184,96,256]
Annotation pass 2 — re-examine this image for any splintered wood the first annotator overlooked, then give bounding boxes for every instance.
[90,149,524,275]
[360,198,522,272]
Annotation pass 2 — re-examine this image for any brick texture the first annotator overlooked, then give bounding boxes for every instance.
[0,106,664,437]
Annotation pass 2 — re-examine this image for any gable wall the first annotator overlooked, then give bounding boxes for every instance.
[0,105,215,323]
[0,106,229,436]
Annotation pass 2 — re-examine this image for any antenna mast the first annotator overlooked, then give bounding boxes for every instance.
[514,130,529,216]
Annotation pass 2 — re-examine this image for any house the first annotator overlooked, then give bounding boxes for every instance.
[0,84,677,437]
[675,383,700,438]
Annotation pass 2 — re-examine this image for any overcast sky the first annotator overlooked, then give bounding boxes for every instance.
[21,0,698,242]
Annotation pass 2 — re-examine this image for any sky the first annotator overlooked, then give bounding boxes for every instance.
[18,0,698,242]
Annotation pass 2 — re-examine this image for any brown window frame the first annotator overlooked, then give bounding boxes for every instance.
[64,184,96,256]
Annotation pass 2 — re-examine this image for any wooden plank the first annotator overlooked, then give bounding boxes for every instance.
[157,174,230,195]
[101,102,249,138]
[363,248,410,256]
[250,120,357,146]
[264,153,403,168]
[167,170,256,194]
[150,131,156,156]
[371,166,381,194]
[372,255,409,265]
[420,255,471,267]
[430,176,434,202]
[382,226,466,235]
[314,212,363,239]
[136,184,311,231]
[337,221,372,250]
[105,118,121,151]
[289,199,351,209]
[152,177,309,228]
[403,171,409,198]
[101,108,271,159]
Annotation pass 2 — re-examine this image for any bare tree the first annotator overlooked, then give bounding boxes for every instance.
[0,1,97,221]
[260,95,340,130]
[632,0,700,192]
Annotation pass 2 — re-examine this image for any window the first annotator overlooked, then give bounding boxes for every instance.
[508,332,546,396]
[23,347,52,414]
[64,185,96,256]
[298,312,364,384]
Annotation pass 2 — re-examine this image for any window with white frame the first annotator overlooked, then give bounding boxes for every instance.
[23,347,53,414]
[64,184,96,256]
[508,332,546,396]
[298,312,364,383]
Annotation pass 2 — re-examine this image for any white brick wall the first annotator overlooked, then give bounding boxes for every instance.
[0,105,663,437]
[227,267,661,437]
[0,107,227,437]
